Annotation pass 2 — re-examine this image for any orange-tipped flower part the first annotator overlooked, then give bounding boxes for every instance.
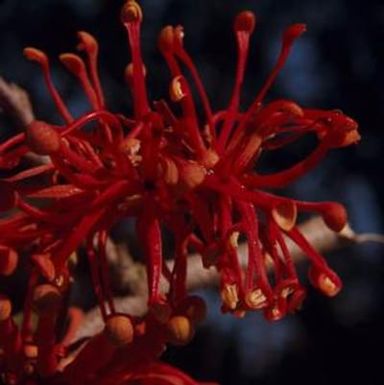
[158,26,175,53]
[0,295,12,321]
[234,11,256,33]
[121,0,143,24]
[308,267,342,297]
[26,120,61,155]
[272,201,298,231]
[166,315,194,346]
[0,246,18,276]
[23,47,48,65]
[32,284,61,314]
[178,161,206,190]
[59,53,86,75]
[104,314,134,346]
[77,31,98,54]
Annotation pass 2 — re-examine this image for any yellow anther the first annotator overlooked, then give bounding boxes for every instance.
[23,47,48,65]
[166,316,194,346]
[170,76,186,102]
[179,161,206,190]
[26,120,61,156]
[158,26,175,52]
[245,289,267,310]
[121,0,143,24]
[0,296,11,321]
[59,53,86,74]
[272,201,297,231]
[161,158,179,185]
[318,274,340,297]
[221,284,239,310]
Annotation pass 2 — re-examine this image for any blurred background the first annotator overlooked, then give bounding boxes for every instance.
[0,0,383,384]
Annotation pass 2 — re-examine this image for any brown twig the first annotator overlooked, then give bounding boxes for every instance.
[72,216,364,342]
[0,76,34,128]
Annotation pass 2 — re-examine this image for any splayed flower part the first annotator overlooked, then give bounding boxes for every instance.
[0,0,359,383]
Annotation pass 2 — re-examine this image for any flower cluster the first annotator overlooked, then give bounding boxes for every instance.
[0,0,359,384]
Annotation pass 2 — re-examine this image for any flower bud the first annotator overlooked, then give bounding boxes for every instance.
[26,120,61,156]
[170,76,187,102]
[320,202,348,232]
[104,315,134,346]
[245,289,267,310]
[166,316,194,346]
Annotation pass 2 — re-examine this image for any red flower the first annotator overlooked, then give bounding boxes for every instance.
[0,0,359,383]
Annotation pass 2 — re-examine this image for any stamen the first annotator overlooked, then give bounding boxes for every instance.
[121,0,150,118]
[245,288,267,310]
[272,201,298,231]
[254,23,306,104]
[221,283,239,310]
[218,11,256,152]
[23,48,73,123]
[77,31,105,108]
[59,53,100,110]
[236,23,306,135]
[169,76,207,158]
[172,26,215,139]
